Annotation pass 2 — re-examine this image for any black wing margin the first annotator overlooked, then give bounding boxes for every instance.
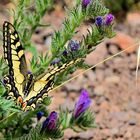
[3,21,27,98]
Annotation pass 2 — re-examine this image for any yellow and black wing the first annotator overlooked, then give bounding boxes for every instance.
[3,21,27,98]
[3,21,82,110]
[24,59,81,108]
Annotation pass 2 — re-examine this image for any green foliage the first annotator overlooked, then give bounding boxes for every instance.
[0,97,19,121]
[72,109,96,130]
[12,0,52,56]
[59,107,96,132]
[34,0,112,77]
[0,58,8,79]
[82,23,115,54]
[14,125,42,140]
[0,105,48,139]
[85,0,109,18]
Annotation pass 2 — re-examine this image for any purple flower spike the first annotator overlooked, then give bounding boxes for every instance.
[95,16,103,26]
[41,118,49,133]
[37,111,44,121]
[47,111,58,130]
[41,111,58,133]
[68,40,80,52]
[105,14,114,25]
[73,89,91,119]
[82,0,91,7]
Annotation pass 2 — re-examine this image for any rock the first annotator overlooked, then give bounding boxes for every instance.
[60,98,75,111]
[124,131,132,138]
[65,82,81,91]
[44,34,52,47]
[106,43,120,55]
[85,42,107,65]
[64,129,76,138]
[105,76,120,84]
[94,85,106,96]
[110,105,120,112]
[85,70,96,85]
[129,119,137,126]
[99,101,110,111]
[109,31,136,53]
[60,91,67,98]
[101,128,111,138]
[69,92,78,99]
[127,101,138,111]
[110,128,119,136]
[108,118,123,129]
[78,129,95,139]
[95,69,105,82]
[96,96,108,106]
[109,112,129,122]
[133,127,140,139]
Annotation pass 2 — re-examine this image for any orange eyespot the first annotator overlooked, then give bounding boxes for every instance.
[22,102,27,109]
[17,96,23,104]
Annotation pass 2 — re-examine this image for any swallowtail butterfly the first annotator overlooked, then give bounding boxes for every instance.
[3,21,81,110]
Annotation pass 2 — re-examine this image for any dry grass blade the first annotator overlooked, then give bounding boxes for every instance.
[136,42,140,88]
[51,42,139,92]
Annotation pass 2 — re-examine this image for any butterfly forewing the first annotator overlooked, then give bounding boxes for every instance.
[3,21,27,98]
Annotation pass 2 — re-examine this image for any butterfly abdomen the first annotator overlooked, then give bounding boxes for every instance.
[24,72,34,97]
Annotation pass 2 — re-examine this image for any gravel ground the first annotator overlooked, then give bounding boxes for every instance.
[0,1,140,140]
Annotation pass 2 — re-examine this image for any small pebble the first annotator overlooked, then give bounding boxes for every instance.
[129,119,137,126]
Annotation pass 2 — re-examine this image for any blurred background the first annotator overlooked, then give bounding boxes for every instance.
[0,0,140,139]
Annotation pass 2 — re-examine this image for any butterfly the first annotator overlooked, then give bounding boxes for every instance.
[2,21,81,110]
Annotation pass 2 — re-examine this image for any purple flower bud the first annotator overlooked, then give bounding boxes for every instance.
[41,111,58,133]
[73,89,91,119]
[37,111,44,121]
[62,50,68,56]
[105,14,114,25]
[95,16,103,26]
[47,112,58,130]
[51,58,61,65]
[41,118,49,133]
[68,40,80,52]
[82,0,91,7]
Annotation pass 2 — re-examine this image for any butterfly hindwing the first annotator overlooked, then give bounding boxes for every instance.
[3,21,27,98]
[24,59,81,108]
